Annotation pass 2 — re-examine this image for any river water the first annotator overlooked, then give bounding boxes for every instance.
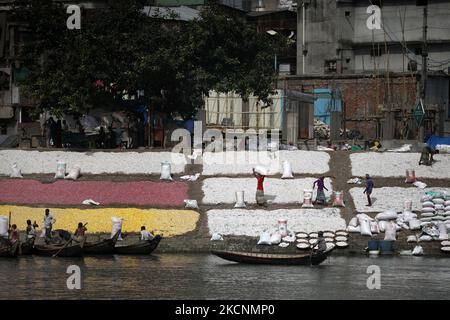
[0,254,449,299]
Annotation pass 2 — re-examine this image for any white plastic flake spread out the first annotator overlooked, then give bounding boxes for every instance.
[207,208,346,236]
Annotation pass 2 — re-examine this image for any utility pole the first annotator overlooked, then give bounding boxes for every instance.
[421,6,428,100]
[419,5,428,142]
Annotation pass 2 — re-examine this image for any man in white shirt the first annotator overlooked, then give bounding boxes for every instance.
[140,226,154,241]
[43,209,56,240]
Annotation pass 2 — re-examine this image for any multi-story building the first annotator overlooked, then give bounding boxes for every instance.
[297,0,450,75]
[284,0,450,139]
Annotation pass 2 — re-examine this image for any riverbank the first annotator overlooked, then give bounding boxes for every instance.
[1,149,449,257]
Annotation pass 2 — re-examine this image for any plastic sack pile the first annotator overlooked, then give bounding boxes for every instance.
[257,219,295,247]
[295,230,348,251]
[257,219,346,252]
[418,191,450,242]
[347,191,450,243]
[346,207,420,240]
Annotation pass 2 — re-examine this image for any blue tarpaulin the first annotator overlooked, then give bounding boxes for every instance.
[313,88,342,125]
[426,135,450,149]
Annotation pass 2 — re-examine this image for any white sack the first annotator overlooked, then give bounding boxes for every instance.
[281,161,294,179]
[270,233,282,245]
[349,217,358,227]
[375,210,398,221]
[409,219,421,230]
[184,200,199,209]
[65,166,81,180]
[253,165,269,176]
[55,161,66,179]
[234,191,246,208]
[0,216,8,238]
[210,233,224,241]
[412,245,424,256]
[10,163,23,178]
[160,162,173,181]
[257,232,271,245]
[346,225,360,233]
[359,218,372,236]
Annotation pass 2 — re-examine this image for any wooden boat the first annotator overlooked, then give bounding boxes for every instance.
[83,232,120,255]
[114,235,161,255]
[0,242,19,258]
[34,243,83,257]
[211,249,331,265]
[20,240,35,255]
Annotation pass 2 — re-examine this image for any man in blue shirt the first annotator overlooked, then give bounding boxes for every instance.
[363,174,374,207]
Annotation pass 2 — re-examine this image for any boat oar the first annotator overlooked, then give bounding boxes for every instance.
[52,239,72,258]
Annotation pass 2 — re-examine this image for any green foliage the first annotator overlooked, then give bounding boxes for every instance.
[14,0,282,118]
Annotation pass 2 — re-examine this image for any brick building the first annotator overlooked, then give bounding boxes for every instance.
[279,71,449,140]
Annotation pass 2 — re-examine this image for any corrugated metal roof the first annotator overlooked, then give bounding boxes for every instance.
[142,5,200,21]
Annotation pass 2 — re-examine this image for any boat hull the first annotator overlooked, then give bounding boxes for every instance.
[211,250,330,265]
[114,235,161,255]
[0,242,19,258]
[34,244,83,257]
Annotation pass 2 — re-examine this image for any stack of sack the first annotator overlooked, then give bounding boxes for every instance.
[257,220,296,248]
[295,231,342,251]
[419,192,450,228]
[441,240,450,253]
[346,208,419,238]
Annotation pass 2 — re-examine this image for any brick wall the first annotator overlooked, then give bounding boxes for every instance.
[279,75,418,139]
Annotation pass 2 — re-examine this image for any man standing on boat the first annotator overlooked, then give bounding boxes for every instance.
[25,220,37,241]
[253,168,266,206]
[315,231,327,254]
[43,209,56,242]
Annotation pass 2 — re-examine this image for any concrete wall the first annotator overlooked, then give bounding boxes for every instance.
[298,0,339,75]
[298,0,450,75]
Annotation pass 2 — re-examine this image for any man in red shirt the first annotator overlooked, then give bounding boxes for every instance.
[253,168,266,206]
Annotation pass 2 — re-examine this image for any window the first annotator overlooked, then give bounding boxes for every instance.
[345,11,351,17]
[416,0,428,6]
[414,47,422,55]
[0,123,7,135]
[325,59,337,72]
[346,58,351,64]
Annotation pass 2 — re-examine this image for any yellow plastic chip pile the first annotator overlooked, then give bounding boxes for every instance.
[0,206,199,237]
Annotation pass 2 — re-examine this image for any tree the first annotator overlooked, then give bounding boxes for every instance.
[14,1,283,118]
